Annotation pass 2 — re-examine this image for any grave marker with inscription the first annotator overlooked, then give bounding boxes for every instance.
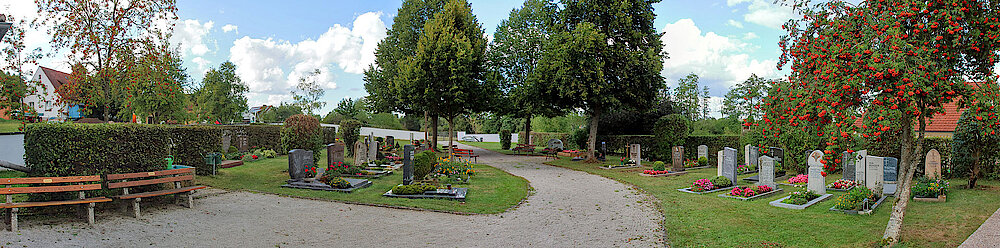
[925,149,942,179]
[671,146,684,171]
[758,156,776,188]
[723,147,738,185]
[807,150,826,194]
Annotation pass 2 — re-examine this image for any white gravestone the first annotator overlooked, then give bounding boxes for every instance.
[698,145,708,160]
[717,150,724,176]
[630,144,642,167]
[758,156,776,188]
[807,150,826,194]
[744,144,752,168]
[925,149,942,179]
[854,150,867,183]
[865,155,884,194]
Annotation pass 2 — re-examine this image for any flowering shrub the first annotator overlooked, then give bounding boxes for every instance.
[728,185,773,198]
[432,157,475,183]
[619,157,637,167]
[737,164,756,173]
[710,176,733,188]
[643,170,671,175]
[786,174,808,184]
[911,177,949,198]
[827,179,857,190]
[318,175,351,189]
[781,188,821,205]
[691,179,714,192]
[833,186,879,211]
[327,161,363,176]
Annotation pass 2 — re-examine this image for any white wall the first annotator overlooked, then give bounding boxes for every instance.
[24,69,67,121]
[456,131,519,143]
[320,124,427,141]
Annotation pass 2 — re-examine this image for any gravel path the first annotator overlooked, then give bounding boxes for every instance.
[1,143,664,247]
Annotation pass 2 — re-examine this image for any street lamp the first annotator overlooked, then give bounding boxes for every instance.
[0,14,11,40]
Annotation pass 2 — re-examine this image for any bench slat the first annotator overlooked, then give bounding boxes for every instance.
[107,168,194,180]
[0,175,102,185]
[0,183,103,195]
[0,197,111,209]
[107,175,194,189]
[113,186,206,200]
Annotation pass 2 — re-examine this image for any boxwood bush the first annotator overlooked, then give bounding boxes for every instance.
[25,123,170,177]
[499,129,512,150]
[414,150,437,180]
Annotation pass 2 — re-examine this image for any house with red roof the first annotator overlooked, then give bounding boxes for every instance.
[23,66,83,121]
[854,101,965,138]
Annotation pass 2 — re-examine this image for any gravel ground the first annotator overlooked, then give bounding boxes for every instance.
[1,143,664,247]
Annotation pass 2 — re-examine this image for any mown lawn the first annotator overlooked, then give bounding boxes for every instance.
[0,119,25,133]
[460,141,999,247]
[197,150,531,214]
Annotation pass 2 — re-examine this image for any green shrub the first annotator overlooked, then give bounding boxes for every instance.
[654,114,688,162]
[281,115,323,162]
[228,146,238,154]
[414,150,437,180]
[391,184,437,195]
[698,156,708,167]
[571,127,589,150]
[339,119,362,154]
[322,127,337,145]
[652,161,666,171]
[833,186,878,211]
[500,129,512,150]
[911,177,949,198]
[169,125,223,175]
[246,125,282,154]
[25,124,170,177]
[781,188,820,205]
[319,176,351,189]
[710,176,733,188]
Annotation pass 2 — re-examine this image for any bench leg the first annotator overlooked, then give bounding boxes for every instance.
[86,203,96,225]
[9,208,17,232]
[182,192,194,208]
[132,198,141,218]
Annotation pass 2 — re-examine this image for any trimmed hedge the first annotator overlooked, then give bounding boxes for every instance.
[246,125,282,154]
[25,124,170,177]
[595,134,739,165]
[519,131,572,148]
[171,126,223,175]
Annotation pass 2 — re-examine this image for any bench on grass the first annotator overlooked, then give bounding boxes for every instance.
[453,148,479,163]
[1,175,111,232]
[106,168,206,218]
[512,144,536,155]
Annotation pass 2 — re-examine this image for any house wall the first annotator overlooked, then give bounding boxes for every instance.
[24,70,68,121]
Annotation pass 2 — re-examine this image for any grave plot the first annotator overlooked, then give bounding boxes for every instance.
[676,176,735,195]
[770,190,834,210]
[718,185,782,201]
[280,149,372,193]
[381,144,469,201]
[829,185,888,215]
[640,161,687,177]
[603,144,643,169]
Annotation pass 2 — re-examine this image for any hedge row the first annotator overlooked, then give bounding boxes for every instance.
[519,132,572,148]
[25,124,170,177]
[171,126,223,174]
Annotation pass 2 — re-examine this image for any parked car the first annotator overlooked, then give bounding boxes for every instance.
[460,136,483,142]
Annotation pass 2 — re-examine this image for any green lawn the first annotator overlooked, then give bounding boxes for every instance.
[197,151,531,214]
[537,156,1000,247]
[0,119,25,133]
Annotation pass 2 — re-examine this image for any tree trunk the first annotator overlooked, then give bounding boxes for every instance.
[970,149,981,189]
[423,111,429,142]
[524,114,532,145]
[430,114,438,152]
[883,114,926,245]
[585,108,601,163]
[448,116,455,159]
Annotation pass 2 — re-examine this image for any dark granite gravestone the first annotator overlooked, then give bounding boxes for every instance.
[883,157,898,195]
[723,147,738,185]
[671,146,684,171]
[768,147,784,164]
[402,145,415,185]
[598,142,607,160]
[386,136,395,147]
[328,142,345,167]
[854,150,868,182]
[236,135,249,152]
[842,151,855,181]
[288,149,313,183]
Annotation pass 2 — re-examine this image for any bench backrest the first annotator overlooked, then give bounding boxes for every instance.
[106,168,195,189]
[1,175,103,195]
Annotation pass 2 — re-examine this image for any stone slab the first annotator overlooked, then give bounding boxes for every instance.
[383,187,468,201]
[769,194,833,210]
[281,178,372,193]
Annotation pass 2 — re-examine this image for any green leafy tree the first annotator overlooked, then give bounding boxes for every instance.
[722,74,767,122]
[334,98,361,120]
[654,114,688,162]
[674,73,703,121]
[0,14,43,129]
[118,37,188,123]
[260,103,302,123]
[291,69,326,116]
[536,0,665,161]
[487,0,564,144]
[398,0,493,151]
[339,119,362,154]
[196,62,248,123]
[365,0,448,147]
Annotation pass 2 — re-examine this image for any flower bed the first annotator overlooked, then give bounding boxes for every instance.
[770,188,833,209]
[827,179,857,191]
[640,169,687,177]
[829,186,885,215]
[737,164,758,175]
[676,177,735,194]
[779,174,808,187]
[719,185,782,201]
[912,177,948,203]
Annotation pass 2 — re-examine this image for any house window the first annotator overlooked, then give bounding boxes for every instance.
[29,102,34,109]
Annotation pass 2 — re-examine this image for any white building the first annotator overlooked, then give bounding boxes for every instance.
[24,66,82,121]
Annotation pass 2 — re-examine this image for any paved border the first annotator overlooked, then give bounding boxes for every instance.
[960,207,1000,247]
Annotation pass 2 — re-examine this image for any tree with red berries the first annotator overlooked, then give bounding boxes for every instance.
[776,0,1000,244]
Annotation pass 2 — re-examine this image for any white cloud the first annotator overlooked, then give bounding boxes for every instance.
[726,19,744,28]
[743,32,759,40]
[727,0,797,29]
[222,24,238,33]
[172,19,214,56]
[1,0,73,74]
[661,19,778,92]
[229,12,387,96]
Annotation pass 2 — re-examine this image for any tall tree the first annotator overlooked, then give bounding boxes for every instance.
[291,69,326,116]
[777,0,1000,244]
[196,62,248,123]
[364,0,447,148]
[722,74,767,121]
[118,37,188,123]
[487,0,563,145]
[0,14,43,129]
[538,0,665,161]
[35,0,178,121]
[398,0,493,151]
[674,73,702,121]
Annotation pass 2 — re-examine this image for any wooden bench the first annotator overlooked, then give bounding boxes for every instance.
[512,144,536,155]
[453,148,479,163]
[1,175,111,232]
[106,168,206,218]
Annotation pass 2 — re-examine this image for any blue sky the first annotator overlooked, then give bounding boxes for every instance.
[6,0,827,116]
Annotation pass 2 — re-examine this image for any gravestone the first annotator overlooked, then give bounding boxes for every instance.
[236,135,250,152]
[854,150,868,182]
[598,142,607,160]
[749,146,759,169]
[630,144,642,166]
[327,142,345,166]
[744,145,751,167]
[354,140,368,165]
[807,150,826,194]
[758,156,776,188]
[548,139,564,151]
[865,155,884,194]
[221,134,232,152]
[288,149,313,182]
[671,146,684,171]
[386,136,395,147]
[402,145,415,185]
[925,149,942,179]
[368,140,379,162]
[717,150,724,176]
[722,147,738,185]
[842,151,855,181]
[883,157,898,195]
[698,145,708,160]
[769,147,784,164]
